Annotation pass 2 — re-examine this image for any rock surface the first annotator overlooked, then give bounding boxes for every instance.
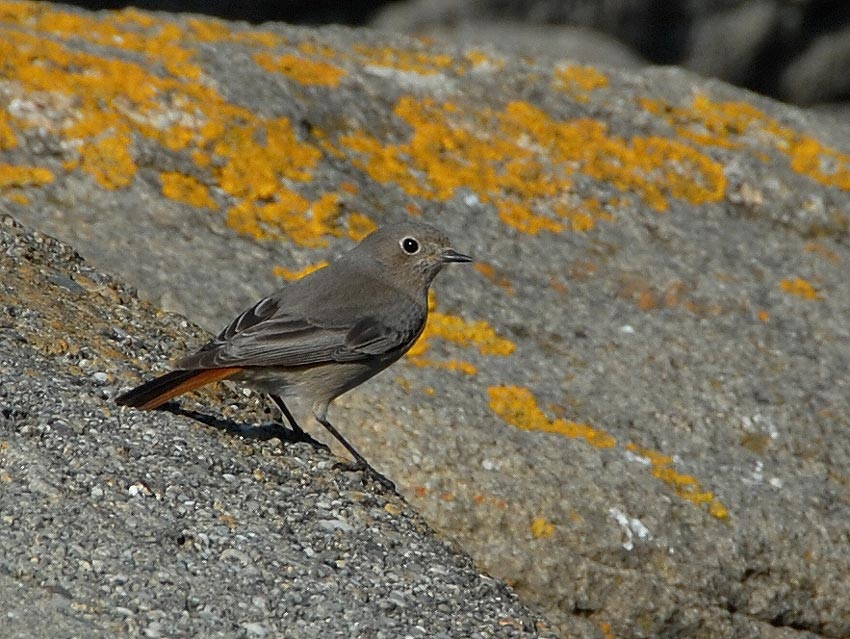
[0,215,554,638]
[2,3,850,638]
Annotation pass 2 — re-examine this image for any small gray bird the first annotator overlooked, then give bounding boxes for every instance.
[116,222,472,490]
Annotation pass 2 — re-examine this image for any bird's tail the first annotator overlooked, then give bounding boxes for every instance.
[115,367,242,410]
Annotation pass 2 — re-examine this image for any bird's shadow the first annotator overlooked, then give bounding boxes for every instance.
[160,403,331,453]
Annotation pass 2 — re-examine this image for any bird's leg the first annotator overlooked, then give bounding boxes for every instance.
[268,395,330,452]
[314,414,396,492]
[269,395,303,434]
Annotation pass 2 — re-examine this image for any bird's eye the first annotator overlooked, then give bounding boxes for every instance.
[400,237,420,255]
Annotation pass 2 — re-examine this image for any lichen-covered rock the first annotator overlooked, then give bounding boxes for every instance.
[3,3,850,638]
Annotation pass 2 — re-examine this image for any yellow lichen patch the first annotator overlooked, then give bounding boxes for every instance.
[553,64,608,102]
[213,116,322,199]
[227,189,342,247]
[297,41,338,58]
[0,4,344,247]
[231,29,288,49]
[160,171,218,209]
[626,443,729,519]
[789,135,850,190]
[347,211,377,241]
[273,259,328,281]
[489,385,617,449]
[498,200,564,234]
[187,15,287,49]
[556,198,614,232]
[412,312,516,358]
[643,93,850,191]
[352,44,456,76]
[405,294,513,373]
[342,96,725,235]
[77,130,137,190]
[185,16,235,42]
[465,49,504,71]
[253,52,346,87]
[0,164,54,188]
[0,113,17,150]
[490,386,728,518]
[3,192,29,205]
[780,277,823,301]
[406,357,478,376]
[530,516,556,539]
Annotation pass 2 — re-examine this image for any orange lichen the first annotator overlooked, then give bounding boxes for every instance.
[780,277,823,301]
[226,190,343,247]
[406,357,478,375]
[490,386,728,518]
[412,312,516,358]
[626,443,729,519]
[489,385,616,449]
[160,171,218,209]
[231,30,288,49]
[297,41,339,59]
[342,96,725,237]
[76,130,136,189]
[253,52,346,87]
[530,516,556,539]
[554,203,596,232]
[273,260,329,281]
[0,3,345,247]
[553,64,608,102]
[352,44,455,76]
[404,293,513,374]
[347,211,377,241]
[643,93,850,191]
[0,113,17,150]
[0,164,54,188]
[465,49,503,70]
[498,200,564,234]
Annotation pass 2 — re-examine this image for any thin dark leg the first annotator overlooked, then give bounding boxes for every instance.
[269,395,303,434]
[268,395,331,452]
[315,415,396,492]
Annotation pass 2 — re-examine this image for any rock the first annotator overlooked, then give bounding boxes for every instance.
[3,2,850,638]
[0,217,553,637]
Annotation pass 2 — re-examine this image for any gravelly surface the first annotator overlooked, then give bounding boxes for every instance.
[0,216,556,638]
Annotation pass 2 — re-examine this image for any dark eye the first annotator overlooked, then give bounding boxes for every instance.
[400,237,420,254]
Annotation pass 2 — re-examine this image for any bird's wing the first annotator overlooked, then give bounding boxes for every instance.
[176,293,425,369]
[332,311,425,362]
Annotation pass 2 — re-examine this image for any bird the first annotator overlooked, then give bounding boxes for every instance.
[116,221,473,490]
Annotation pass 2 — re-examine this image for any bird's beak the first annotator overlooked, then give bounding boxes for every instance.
[441,248,473,263]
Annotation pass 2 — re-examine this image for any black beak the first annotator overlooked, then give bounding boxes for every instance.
[441,248,473,263]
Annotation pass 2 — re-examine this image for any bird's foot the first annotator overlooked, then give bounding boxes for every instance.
[261,423,331,452]
[334,459,396,492]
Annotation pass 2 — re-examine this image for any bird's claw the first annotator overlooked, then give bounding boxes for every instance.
[333,459,396,492]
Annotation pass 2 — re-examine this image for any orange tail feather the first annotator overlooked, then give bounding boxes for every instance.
[116,367,242,410]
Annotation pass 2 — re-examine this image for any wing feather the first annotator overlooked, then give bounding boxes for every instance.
[176,291,426,370]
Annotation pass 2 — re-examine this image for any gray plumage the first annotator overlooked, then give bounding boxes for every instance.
[116,221,472,490]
